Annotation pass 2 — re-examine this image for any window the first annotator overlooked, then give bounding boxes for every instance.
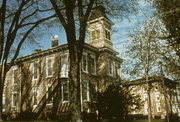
[12,68,18,85]
[46,84,53,105]
[3,93,5,105]
[91,29,100,40]
[46,57,53,77]
[60,54,69,77]
[90,82,97,100]
[61,82,69,102]
[156,102,161,112]
[32,61,39,80]
[155,92,160,101]
[12,91,17,107]
[108,59,114,75]
[144,103,148,114]
[90,55,96,74]
[82,81,90,101]
[82,53,88,72]
[115,63,120,77]
[143,94,148,101]
[32,87,38,106]
[105,29,111,40]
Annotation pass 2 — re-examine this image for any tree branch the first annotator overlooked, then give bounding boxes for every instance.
[0,0,7,63]
[8,14,56,69]
[50,0,67,29]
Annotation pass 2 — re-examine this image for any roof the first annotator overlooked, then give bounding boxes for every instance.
[123,76,179,86]
[88,5,112,24]
[16,43,122,63]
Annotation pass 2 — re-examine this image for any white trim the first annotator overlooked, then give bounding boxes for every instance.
[82,80,90,102]
[12,67,18,85]
[60,54,69,78]
[61,82,69,103]
[32,86,38,107]
[108,59,114,76]
[82,53,88,73]
[11,91,17,108]
[32,60,39,81]
[46,56,54,78]
[156,102,161,112]
[46,83,53,105]
[90,55,96,75]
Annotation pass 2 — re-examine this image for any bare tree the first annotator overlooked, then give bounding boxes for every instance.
[49,0,138,121]
[0,0,55,120]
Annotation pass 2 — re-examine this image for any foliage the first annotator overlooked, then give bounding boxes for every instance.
[123,18,180,80]
[148,0,180,57]
[96,83,142,120]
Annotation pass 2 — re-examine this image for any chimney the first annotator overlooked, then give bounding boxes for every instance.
[51,35,59,47]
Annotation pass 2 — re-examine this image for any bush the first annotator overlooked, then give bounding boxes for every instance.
[13,111,37,121]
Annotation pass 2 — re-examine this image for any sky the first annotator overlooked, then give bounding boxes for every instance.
[20,0,154,79]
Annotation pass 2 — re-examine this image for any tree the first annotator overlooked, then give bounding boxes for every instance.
[0,0,55,120]
[148,0,180,57]
[123,18,180,80]
[49,0,138,121]
[97,83,141,120]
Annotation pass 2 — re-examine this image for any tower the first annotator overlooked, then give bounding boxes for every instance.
[87,5,114,49]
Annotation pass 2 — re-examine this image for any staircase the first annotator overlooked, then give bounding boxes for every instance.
[32,75,60,119]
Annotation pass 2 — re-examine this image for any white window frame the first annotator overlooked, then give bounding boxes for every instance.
[156,102,161,112]
[108,59,114,76]
[144,102,148,114]
[61,82,69,103]
[143,93,148,102]
[32,60,39,81]
[11,91,17,108]
[60,54,69,78]
[155,92,160,102]
[82,80,90,101]
[3,93,5,105]
[105,29,111,40]
[115,63,120,77]
[82,53,88,73]
[91,29,100,40]
[12,67,18,85]
[46,84,53,105]
[32,86,38,108]
[90,55,96,75]
[46,56,54,78]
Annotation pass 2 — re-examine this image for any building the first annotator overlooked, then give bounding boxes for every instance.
[124,77,179,119]
[2,6,122,120]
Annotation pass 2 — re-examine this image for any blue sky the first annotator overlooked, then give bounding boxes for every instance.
[20,0,153,79]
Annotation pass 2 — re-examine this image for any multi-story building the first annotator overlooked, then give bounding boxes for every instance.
[124,76,179,119]
[2,6,122,120]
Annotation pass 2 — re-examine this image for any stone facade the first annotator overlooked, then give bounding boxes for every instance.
[124,77,179,119]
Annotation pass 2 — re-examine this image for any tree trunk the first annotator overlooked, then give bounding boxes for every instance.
[0,83,3,121]
[69,44,82,122]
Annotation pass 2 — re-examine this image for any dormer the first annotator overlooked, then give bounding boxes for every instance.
[87,5,114,49]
